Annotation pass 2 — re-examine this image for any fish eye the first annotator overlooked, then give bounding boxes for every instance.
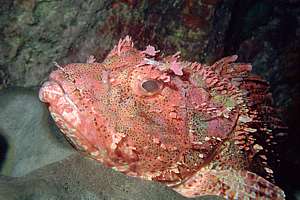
[141,79,161,93]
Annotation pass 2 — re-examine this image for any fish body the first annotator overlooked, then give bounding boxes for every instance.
[39,36,285,199]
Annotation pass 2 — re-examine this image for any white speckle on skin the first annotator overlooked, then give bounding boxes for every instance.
[110,129,126,150]
[253,144,263,151]
[169,111,177,118]
[264,167,273,174]
[244,127,257,133]
[82,145,88,150]
[61,109,81,127]
[260,155,267,160]
[91,151,100,156]
[238,115,252,123]
[143,58,161,66]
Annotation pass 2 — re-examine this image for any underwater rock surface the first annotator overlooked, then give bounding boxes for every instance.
[0,88,74,176]
[0,0,224,88]
[0,154,223,200]
[0,88,222,200]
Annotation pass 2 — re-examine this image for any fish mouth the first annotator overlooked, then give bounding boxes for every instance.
[39,77,81,131]
[39,77,79,110]
[39,78,65,103]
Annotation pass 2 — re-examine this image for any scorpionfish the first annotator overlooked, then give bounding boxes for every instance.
[39,36,286,199]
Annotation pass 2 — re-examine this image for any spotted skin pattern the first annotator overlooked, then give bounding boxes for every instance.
[39,36,285,199]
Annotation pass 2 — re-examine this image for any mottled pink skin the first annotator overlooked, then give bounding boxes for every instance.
[39,36,285,199]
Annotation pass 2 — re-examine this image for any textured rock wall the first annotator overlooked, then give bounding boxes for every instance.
[0,0,224,87]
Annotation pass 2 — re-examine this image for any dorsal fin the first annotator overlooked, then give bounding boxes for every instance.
[107,35,134,57]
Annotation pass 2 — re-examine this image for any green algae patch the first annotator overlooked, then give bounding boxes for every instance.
[189,112,208,138]
[213,95,236,109]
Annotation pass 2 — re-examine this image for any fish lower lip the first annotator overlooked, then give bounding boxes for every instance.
[39,79,65,103]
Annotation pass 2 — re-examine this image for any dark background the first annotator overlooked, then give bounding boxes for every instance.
[0,0,299,199]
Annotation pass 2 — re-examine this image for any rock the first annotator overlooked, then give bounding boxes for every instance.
[0,88,74,176]
[0,154,223,200]
[0,0,224,87]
